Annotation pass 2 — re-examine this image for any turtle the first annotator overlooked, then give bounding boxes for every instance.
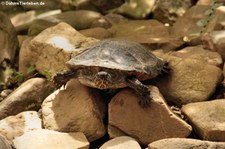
[53,39,170,107]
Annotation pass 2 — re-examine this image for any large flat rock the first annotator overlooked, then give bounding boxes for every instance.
[155,49,223,106]
[0,78,54,119]
[20,22,98,75]
[182,99,225,141]
[148,138,225,149]
[0,111,42,142]
[42,79,106,141]
[108,86,192,145]
[100,136,141,149]
[13,129,89,149]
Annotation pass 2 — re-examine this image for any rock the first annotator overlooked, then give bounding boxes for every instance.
[103,13,129,25]
[80,27,112,39]
[91,13,128,29]
[0,89,13,99]
[17,35,30,48]
[11,10,61,33]
[0,11,18,67]
[171,46,223,66]
[109,0,157,19]
[58,0,97,11]
[147,138,225,149]
[172,5,225,40]
[153,0,192,24]
[27,19,56,36]
[0,111,42,141]
[197,0,213,5]
[172,5,210,38]
[24,22,98,75]
[18,37,34,75]
[197,0,225,5]
[156,54,223,106]
[216,6,225,30]
[182,99,225,141]
[50,10,102,30]
[109,20,183,50]
[91,0,124,13]
[108,86,192,145]
[0,78,54,119]
[13,129,89,149]
[11,10,37,33]
[109,20,169,39]
[100,136,141,149]
[0,134,12,149]
[209,30,225,60]
[28,10,103,35]
[224,63,225,76]
[42,79,106,142]
[16,0,61,11]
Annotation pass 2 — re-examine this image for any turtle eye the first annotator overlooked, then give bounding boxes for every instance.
[95,71,111,80]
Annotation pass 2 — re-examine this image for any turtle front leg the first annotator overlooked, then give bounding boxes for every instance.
[125,77,152,107]
[52,70,77,88]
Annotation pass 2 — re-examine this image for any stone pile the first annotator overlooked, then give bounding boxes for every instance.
[0,1,225,148]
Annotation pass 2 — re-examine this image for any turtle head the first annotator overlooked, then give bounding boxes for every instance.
[78,70,113,89]
[94,71,112,89]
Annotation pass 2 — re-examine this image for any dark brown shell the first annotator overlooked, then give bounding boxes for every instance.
[66,39,165,79]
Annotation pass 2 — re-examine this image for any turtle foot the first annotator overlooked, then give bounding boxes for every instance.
[52,70,75,89]
[138,90,152,108]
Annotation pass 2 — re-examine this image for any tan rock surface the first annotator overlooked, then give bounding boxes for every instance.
[108,20,183,50]
[109,0,157,19]
[148,138,225,149]
[0,11,19,82]
[42,79,106,141]
[224,63,225,77]
[0,78,54,119]
[108,86,192,145]
[13,129,89,149]
[210,30,225,60]
[0,134,12,149]
[182,99,225,141]
[0,111,42,141]
[171,46,223,66]
[156,55,222,106]
[153,0,192,24]
[80,27,112,39]
[18,37,34,75]
[100,136,141,149]
[24,22,98,75]
[0,11,18,63]
[28,10,103,35]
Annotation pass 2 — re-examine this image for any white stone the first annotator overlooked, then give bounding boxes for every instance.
[100,136,141,149]
[0,111,42,141]
[13,129,89,149]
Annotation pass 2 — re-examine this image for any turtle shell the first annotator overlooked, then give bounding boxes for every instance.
[66,39,165,79]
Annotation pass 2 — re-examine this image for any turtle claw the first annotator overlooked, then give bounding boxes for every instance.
[160,62,170,75]
[52,70,76,89]
[139,91,152,108]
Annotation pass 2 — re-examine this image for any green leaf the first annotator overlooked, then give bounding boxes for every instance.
[212,3,223,9]
[4,68,14,76]
[41,70,52,80]
[189,32,201,37]
[0,80,4,86]
[196,19,208,27]
[27,64,36,74]
[15,72,24,82]
[204,9,214,16]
